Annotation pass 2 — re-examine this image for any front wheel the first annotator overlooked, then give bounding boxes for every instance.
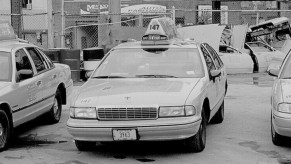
[47,90,62,124]
[184,108,206,152]
[0,110,11,152]
[210,101,224,124]
[271,115,285,146]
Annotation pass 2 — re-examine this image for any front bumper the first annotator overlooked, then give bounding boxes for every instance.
[67,117,201,141]
[272,111,291,137]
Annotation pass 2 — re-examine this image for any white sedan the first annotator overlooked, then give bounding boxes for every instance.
[245,41,286,72]
[219,44,253,74]
[67,17,228,153]
[269,50,291,146]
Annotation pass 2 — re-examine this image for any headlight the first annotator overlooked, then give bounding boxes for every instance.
[278,103,291,113]
[159,105,196,117]
[70,107,97,119]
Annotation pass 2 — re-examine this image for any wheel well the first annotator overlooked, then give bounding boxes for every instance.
[57,83,66,105]
[203,98,211,123]
[0,103,13,128]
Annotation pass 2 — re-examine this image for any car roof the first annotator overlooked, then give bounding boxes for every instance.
[113,39,201,50]
[0,39,35,52]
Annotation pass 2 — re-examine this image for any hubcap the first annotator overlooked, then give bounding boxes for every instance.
[0,123,3,136]
[53,98,59,116]
[0,115,7,148]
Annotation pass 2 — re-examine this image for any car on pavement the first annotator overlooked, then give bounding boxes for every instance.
[269,49,291,146]
[219,44,253,74]
[67,17,228,152]
[0,21,73,151]
[244,41,285,73]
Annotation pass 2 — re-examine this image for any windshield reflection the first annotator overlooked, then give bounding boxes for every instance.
[91,48,205,78]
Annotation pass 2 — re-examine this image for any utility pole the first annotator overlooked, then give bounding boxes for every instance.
[109,0,121,27]
[47,0,54,48]
[61,0,65,48]
[10,0,22,38]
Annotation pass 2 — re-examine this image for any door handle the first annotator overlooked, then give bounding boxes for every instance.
[53,74,57,79]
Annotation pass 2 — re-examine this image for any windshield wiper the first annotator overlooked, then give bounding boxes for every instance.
[135,74,177,78]
[92,76,127,79]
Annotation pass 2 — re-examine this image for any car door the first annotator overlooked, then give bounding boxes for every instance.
[24,47,51,114]
[35,47,59,110]
[200,44,219,111]
[205,43,227,99]
[11,48,43,126]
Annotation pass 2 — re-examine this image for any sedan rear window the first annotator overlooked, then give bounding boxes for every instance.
[92,48,205,78]
[0,51,12,82]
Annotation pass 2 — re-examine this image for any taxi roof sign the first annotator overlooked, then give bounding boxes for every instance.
[0,21,17,41]
[144,17,179,40]
[142,17,179,45]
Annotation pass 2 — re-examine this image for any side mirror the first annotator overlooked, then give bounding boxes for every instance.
[210,70,221,78]
[268,69,280,77]
[17,69,33,82]
[85,71,93,79]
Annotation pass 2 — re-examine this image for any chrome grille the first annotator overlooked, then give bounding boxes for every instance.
[97,107,158,120]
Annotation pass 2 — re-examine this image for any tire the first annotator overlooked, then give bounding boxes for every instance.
[0,110,11,152]
[210,101,224,124]
[271,115,285,146]
[184,108,206,152]
[47,90,62,124]
[75,140,96,151]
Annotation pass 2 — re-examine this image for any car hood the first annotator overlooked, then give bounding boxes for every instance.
[281,80,291,103]
[177,24,225,53]
[232,24,248,50]
[0,82,10,90]
[74,78,201,107]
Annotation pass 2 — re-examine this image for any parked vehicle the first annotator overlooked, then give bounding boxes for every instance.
[219,44,253,74]
[244,41,285,72]
[269,49,291,146]
[67,18,227,152]
[0,21,73,151]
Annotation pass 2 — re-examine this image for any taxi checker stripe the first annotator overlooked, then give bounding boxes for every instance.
[12,94,56,113]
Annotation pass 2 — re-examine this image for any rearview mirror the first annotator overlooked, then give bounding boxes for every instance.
[268,69,280,77]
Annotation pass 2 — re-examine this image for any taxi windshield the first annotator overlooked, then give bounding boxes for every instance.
[280,53,291,79]
[0,51,12,82]
[92,48,205,78]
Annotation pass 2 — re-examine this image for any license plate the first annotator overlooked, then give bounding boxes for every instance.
[112,129,137,141]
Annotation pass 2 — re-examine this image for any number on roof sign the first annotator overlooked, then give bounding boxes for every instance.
[150,24,160,30]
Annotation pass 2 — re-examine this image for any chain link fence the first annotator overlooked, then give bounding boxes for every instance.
[63,11,173,52]
[174,9,284,26]
[0,12,48,49]
[1,8,291,50]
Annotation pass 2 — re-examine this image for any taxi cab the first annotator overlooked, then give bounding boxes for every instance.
[0,21,73,151]
[269,50,291,146]
[67,17,227,152]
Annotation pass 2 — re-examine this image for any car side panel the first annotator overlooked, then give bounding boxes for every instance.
[11,75,43,127]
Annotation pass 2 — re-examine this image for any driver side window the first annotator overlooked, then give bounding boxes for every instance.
[15,49,33,82]
[26,47,47,73]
